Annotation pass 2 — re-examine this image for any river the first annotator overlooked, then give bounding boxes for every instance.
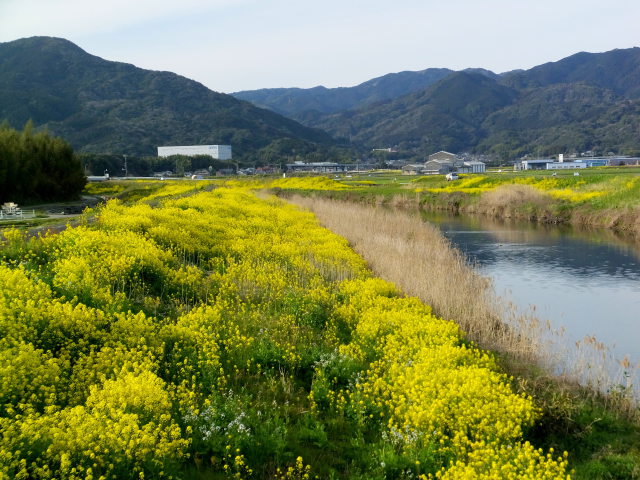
[421,211,640,384]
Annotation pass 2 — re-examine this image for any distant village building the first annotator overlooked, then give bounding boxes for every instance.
[385,159,411,168]
[157,145,232,160]
[608,157,640,166]
[256,165,280,175]
[546,161,587,170]
[401,164,427,175]
[424,159,457,175]
[286,162,346,173]
[401,151,486,175]
[513,155,639,171]
[513,159,555,171]
[459,161,486,174]
[372,147,397,153]
[192,169,211,177]
[583,158,610,167]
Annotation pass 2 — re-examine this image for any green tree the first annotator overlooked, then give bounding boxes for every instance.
[0,122,86,203]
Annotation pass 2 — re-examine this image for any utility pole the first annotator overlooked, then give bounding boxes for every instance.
[123,155,128,177]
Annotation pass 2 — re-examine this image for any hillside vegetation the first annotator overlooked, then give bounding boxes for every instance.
[0,37,335,159]
[235,47,640,159]
[232,68,455,117]
[0,180,571,479]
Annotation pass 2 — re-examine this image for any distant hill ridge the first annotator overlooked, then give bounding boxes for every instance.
[0,36,335,157]
[234,47,640,158]
[232,68,456,117]
[501,48,640,97]
[233,48,640,120]
[1,38,638,161]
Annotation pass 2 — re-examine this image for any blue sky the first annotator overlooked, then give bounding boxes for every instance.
[1,0,638,93]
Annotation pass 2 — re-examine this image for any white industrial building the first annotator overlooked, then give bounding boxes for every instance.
[514,154,610,171]
[157,145,232,160]
[546,161,587,170]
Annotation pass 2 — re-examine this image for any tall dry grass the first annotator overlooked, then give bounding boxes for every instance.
[289,194,639,416]
[571,205,640,240]
[471,184,552,218]
[289,196,546,359]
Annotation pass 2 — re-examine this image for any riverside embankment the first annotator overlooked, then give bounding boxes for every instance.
[298,169,640,241]
[278,183,640,479]
[2,177,633,478]
[0,180,575,479]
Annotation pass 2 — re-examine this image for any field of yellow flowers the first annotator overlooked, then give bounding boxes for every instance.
[0,181,570,479]
[411,173,640,204]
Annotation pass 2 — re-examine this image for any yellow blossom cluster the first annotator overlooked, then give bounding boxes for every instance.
[433,442,570,480]
[0,182,569,478]
[317,277,565,475]
[419,174,610,203]
[223,176,351,191]
[275,456,316,480]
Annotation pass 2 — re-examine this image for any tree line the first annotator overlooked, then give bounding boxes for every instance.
[79,153,234,178]
[79,142,357,177]
[0,122,86,204]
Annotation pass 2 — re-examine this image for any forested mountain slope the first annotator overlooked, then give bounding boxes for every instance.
[0,37,334,157]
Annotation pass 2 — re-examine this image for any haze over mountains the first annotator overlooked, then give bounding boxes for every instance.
[234,48,640,159]
[0,36,638,161]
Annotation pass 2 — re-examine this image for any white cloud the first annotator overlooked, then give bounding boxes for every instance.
[0,0,250,41]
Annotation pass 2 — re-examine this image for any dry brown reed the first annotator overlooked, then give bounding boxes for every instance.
[571,206,640,241]
[288,194,639,416]
[290,195,543,360]
[472,184,552,218]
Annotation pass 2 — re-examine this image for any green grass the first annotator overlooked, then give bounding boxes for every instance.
[530,397,640,479]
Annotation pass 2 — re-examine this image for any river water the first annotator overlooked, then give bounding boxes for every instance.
[421,211,640,378]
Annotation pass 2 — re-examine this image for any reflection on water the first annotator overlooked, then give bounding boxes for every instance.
[421,211,640,367]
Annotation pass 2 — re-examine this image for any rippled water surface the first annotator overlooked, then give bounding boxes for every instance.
[421,212,640,366]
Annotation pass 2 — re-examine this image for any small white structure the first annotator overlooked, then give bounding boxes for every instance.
[157,145,232,160]
[1,202,22,219]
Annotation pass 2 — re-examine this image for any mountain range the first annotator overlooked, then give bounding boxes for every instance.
[234,48,640,159]
[0,37,639,162]
[0,36,334,158]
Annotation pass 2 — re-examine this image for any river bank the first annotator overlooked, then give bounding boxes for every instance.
[286,193,640,479]
[292,169,640,241]
[4,177,634,478]
[417,186,640,240]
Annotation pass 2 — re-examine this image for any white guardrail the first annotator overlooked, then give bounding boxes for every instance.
[0,209,36,220]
